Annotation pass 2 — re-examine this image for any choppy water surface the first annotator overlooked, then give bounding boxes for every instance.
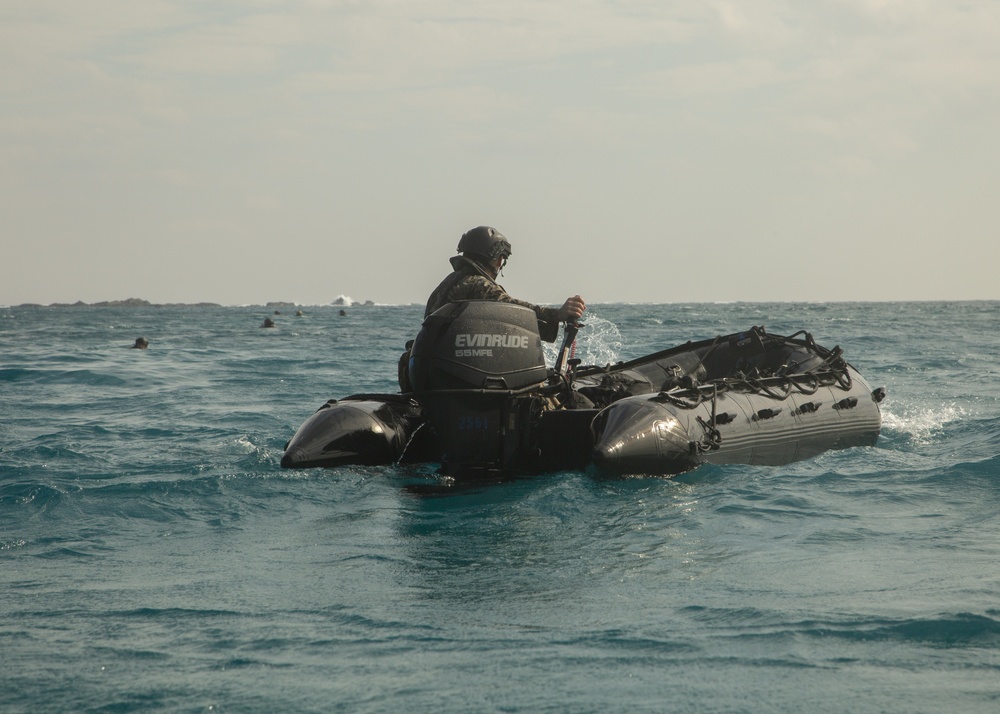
[2,301,999,713]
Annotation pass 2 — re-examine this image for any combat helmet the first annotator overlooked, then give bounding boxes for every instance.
[457,226,512,262]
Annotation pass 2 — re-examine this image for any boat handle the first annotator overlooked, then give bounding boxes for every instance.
[795,401,821,415]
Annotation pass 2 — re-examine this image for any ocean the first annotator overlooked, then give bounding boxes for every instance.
[2,301,999,713]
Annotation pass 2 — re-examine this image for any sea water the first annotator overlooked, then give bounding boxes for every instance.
[2,301,999,713]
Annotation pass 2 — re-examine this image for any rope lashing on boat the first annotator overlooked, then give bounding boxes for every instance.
[694,415,723,453]
[396,422,427,464]
[652,355,857,437]
[785,373,822,395]
[654,364,851,405]
[677,356,857,454]
[834,362,853,390]
[784,331,855,391]
[693,383,723,453]
[745,376,793,400]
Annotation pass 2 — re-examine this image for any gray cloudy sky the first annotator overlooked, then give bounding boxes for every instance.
[3,1,998,306]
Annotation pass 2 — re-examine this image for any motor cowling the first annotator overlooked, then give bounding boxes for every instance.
[407,301,548,478]
[409,301,547,392]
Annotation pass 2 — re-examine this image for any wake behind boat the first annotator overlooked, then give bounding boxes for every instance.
[282,302,885,478]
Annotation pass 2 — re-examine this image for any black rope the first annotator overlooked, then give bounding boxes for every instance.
[786,373,821,395]
[746,377,792,400]
[650,362,854,411]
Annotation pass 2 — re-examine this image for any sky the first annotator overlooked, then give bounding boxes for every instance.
[2,0,998,306]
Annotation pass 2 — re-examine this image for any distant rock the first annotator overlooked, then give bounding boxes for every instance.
[92,298,153,307]
[36,298,154,307]
[17,299,224,308]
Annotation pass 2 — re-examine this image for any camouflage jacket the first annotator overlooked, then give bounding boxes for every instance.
[424,255,562,342]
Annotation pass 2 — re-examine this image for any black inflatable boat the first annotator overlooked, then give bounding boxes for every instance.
[282,302,885,478]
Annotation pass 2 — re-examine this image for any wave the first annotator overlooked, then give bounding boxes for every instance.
[937,452,1000,481]
[679,606,1000,648]
[0,367,128,386]
[0,481,65,511]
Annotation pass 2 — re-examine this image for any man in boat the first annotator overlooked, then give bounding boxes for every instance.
[424,225,586,342]
[398,226,586,392]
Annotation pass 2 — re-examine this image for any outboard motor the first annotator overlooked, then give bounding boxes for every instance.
[408,301,548,478]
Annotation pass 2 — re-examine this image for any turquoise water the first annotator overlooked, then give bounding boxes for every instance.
[2,302,999,713]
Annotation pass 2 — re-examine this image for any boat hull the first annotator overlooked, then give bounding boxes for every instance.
[281,307,884,478]
[591,365,882,475]
[280,396,428,469]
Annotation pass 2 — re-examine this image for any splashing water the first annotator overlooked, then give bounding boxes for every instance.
[543,312,625,368]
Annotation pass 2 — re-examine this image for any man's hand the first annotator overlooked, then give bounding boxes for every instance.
[557,295,586,322]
